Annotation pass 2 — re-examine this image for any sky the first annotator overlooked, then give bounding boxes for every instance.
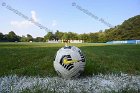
[0,0,140,37]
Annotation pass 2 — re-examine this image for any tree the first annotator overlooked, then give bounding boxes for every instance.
[98,32,106,42]
[67,32,78,40]
[54,30,64,40]
[104,15,140,41]
[0,32,4,41]
[44,32,54,41]
[20,35,27,42]
[34,37,44,42]
[27,34,33,42]
[78,33,89,42]
[72,33,78,40]
[89,33,99,43]
[62,33,69,40]
[6,31,19,42]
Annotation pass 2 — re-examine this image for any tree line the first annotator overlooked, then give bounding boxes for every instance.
[0,30,117,43]
[0,15,140,43]
[0,31,44,42]
[0,31,103,42]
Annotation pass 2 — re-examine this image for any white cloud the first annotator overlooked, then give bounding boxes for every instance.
[31,10,38,22]
[10,10,38,29]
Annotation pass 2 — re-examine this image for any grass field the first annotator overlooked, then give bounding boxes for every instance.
[0,42,140,93]
[0,42,140,76]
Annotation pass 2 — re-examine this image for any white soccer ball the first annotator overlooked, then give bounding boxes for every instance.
[54,46,86,78]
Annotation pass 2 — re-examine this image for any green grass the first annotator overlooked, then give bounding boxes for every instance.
[0,42,140,77]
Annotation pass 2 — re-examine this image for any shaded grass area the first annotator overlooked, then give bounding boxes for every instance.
[0,43,60,76]
[0,42,140,76]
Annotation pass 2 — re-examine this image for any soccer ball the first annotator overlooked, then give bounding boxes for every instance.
[54,46,86,78]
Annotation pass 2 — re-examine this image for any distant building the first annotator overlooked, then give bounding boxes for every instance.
[69,40,83,43]
[47,40,84,43]
[48,40,61,43]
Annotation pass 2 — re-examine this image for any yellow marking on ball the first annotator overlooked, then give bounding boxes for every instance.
[63,58,79,65]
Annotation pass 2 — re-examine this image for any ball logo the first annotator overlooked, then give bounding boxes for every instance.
[60,55,74,71]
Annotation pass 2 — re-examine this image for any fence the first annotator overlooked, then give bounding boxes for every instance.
[106,40,140,44]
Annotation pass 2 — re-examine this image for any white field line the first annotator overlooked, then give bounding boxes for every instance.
[0,73,140,93]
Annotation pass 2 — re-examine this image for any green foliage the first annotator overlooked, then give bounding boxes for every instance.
[44,32,54,41]
[79,33,89,42]
[34,37,44,42]
[21,35,28,42]
[54,30,64,40]
[27,34,33,42]
[0,32,4,41]
[2,31,20,42]
[105,15,140,41]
